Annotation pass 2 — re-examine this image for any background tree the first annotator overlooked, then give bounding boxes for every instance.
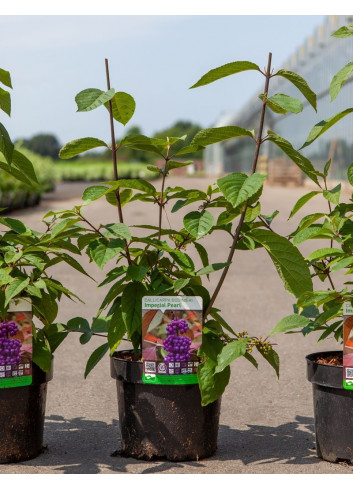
[153,120,203,159]
[21,134,61,159]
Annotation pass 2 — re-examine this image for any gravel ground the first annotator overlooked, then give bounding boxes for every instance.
[1,177,352,474]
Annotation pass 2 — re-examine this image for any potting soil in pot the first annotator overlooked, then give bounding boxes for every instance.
[142,296,202,385]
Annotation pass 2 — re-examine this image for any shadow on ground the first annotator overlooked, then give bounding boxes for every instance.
[5,414,320,473]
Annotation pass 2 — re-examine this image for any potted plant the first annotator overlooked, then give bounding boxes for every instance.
[0,66,87,463]
[54,56,317,461]
[270,23,353,463]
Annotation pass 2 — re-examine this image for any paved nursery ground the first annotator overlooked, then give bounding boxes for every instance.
[1,176,353,474]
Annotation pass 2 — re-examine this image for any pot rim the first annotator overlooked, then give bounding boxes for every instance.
[111,349,142,364]
[305,350,342,369]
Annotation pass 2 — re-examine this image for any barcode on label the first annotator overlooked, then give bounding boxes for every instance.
[145,362,156,373]
[346,368,353,379]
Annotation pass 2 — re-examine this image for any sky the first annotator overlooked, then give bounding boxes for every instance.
[0,13,331,147]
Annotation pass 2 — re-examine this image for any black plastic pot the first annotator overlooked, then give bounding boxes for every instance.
[306,350,353,463]
[110,351,221,461]
[0,361,53,464]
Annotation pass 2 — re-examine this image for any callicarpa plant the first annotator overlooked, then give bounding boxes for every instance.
[50,55,318,405]
[0,67,87,371]
[270,24,353,343]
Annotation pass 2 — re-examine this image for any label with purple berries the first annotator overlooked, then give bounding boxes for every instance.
[142,296,202,385]
[0,298,33,388]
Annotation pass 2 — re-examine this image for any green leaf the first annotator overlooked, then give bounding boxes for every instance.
[108,305,125,354]
[183,210,214,239]
[191,126,253,148]
[323,184,341,205]
[330,62,353,101]
[12,150,39,185]
[196,262,230,276]
[0,68,12,89]
[190,61,260,89]
[260,93,303,114]
[348,162,353,186]
[244,352,259,369]
[49,218,81,238]
[332,25,353,38]
[121,282,146,341]
[275,69,317,111]
[88,238,124,269]
[104,223,131,240]
[318,321,342,343]
[84,343,110,378]
[270,314,311,335]
[146,165,161,173]
[104,91,135,125]
[0,122,13,164]
[75,88,115,112]
[66,316,90,332]
[0,217,30,234]
[315,304,342,327]
[297,290,339,308]
[200,331,224,363]
[169,250,195,273]
[306,248,344,261]
[256,346,280,378]
[32,293,58,324]
[5,278,30,306]
[126,265,148,282]
[301,109,353,149]
[193,242,209,269]
[33,335,52,373]
[0,160,32,187]
[0,87,11,116]
[217,208,241,226]
[267,132,319,185]
[82,185,109,201]
[104,178,156,196]
[198,360,230,406]
[331,256,353,273]
[209,309,236,335]
[245,202,261,222]
[215,338,248,373]
[59,253,94,279]
[173,278,190,292]
[217,173,265,208]
[120,135,164,156]
[43,323,68,353]
[77,233,98,251]
[166,160,193,172]
[59,137,108,159]
[234,173,266,208]
[250,229,313,297]
[0,269,13,286]
[293,224,333,245]
[289,191,321,219]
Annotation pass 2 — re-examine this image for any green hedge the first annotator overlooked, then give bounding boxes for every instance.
[0,151,159,213]
[0,146,57,213]
[54,160,158,182]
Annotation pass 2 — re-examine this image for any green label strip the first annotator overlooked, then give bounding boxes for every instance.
[343,379,353,390]
[143,373,198,385]
[0,375,32,389]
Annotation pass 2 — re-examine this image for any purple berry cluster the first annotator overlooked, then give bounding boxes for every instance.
[0,321,22,366]
[163,318,191,363]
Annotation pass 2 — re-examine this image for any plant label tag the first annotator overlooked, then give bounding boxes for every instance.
[0,298,33,389]
[343,302,353,390]
[141,296,202,385]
